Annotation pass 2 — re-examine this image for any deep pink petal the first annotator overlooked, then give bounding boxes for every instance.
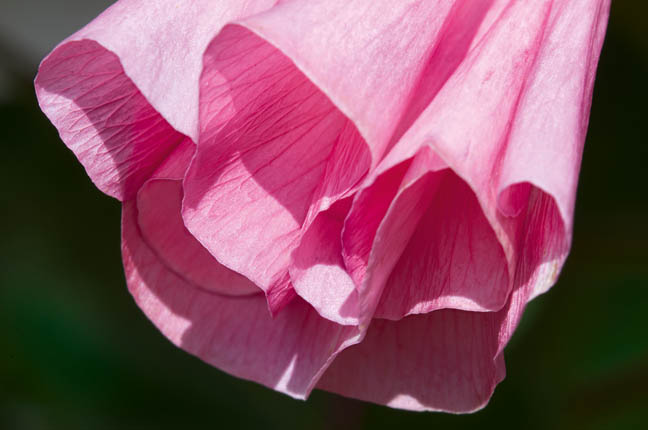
[122,200,362,398]
[182,25,369,309]
[34,0,279,200]
[375,169,509,320]
[341,148,451,324]
[317,310,505,413]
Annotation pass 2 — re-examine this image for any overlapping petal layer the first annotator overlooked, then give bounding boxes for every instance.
[123,201,362,398]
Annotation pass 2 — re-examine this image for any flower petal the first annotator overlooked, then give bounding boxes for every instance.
[375,168,509,320]
[34,0,280,200]
[317,309,505,413]
[183,25,369,311]
[495,0,611,236]
[122,200,362,398]
[35,40,184,200]
[290,198,360,325]
[238,0,479,164]
[367,0,610,302]
[135,139,257,296]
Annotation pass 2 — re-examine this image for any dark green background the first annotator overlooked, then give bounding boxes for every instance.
[1,3,646,429]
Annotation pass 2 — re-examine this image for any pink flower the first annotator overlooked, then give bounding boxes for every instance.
[35,0,610,412]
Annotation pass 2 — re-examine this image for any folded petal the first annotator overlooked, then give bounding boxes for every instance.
[35,40,184,200]
[292,149,508,325]
[238,0,489,164]
[340,148,447,324]
[290,199,360,325]
[317,309,505,413]
[367,0,610,302]
[496,0,611,235]
[123,200,362,398]
[136,140,258,296]
[289,156,413,325]
[375,168,509,320]
[183,25,369,309]
[35,0,279,200]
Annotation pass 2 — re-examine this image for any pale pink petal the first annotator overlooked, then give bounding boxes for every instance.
[35,41,184,200]
[138,180,257,296]
[317,310,505,413]
[290,199,360,325]
[238,0,481,164]
[182,25,369,309]
[360,0,610,307]
[122,200,362,398]
[35,0,279,200]
[36,0,611,412]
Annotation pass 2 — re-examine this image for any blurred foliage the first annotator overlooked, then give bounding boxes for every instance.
[1,3,646,429]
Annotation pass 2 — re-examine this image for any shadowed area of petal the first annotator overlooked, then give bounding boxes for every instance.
[34,0,282,200]
[357,0,609,307]
[338,146,508,324]
[137,179,259,296]
[341,149,448,323]
[317,309,505,413]
[375,169,509,320]
[35,40,185,201]
[136,139,257,296]
[122,201,362,398]
[183,25,370,312]
[238,0,493,165]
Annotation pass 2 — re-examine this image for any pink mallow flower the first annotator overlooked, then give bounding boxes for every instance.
[35,0,610,412]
